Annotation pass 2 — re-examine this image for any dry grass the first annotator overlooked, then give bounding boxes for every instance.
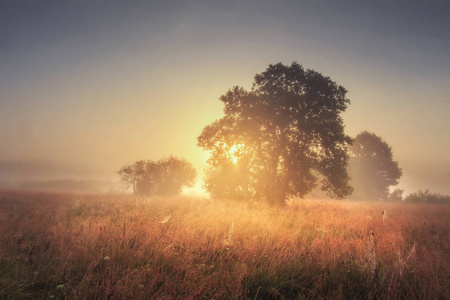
[0,189,449,299]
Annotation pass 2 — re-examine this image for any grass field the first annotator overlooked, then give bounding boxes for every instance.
[0,190,449,299]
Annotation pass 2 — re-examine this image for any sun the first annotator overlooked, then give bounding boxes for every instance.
[228,144,245,164]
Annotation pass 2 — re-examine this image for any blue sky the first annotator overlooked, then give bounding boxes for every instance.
[1,0,449,194]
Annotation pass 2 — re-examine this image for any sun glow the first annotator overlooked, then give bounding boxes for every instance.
[228,144,245,164]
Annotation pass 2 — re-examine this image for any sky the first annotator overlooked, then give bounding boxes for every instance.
[1,0,449,195]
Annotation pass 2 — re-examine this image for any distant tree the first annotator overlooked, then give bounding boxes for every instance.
[348,131,402,200]
[118,160,147,194]
[404,189,450,203]
[198,62,353,204]
[118,156,196,196]
[387,188,404,202]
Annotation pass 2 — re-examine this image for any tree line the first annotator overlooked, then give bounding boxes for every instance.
[118,62,447,204]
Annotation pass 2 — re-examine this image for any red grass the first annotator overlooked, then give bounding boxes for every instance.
[0,189,449,299]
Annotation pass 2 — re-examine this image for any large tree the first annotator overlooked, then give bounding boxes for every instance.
[198,62,353,204]
[348,131,402,200]
[118,156,196,196]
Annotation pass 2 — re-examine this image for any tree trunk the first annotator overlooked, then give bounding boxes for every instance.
[277,129,290,205]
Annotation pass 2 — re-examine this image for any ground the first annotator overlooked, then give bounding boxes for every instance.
[0,190,449,299]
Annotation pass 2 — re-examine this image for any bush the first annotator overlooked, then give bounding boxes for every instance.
[404,189,450,203]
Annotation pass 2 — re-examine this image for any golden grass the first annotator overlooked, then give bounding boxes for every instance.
[0,189,449,299]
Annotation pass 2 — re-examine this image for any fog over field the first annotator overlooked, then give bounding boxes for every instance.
[1,0,449,196]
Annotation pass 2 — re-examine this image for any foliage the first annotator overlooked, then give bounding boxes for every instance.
[0,190,449,299]
[198,62,353,204]
[348,131,402,200]
[387,188,404,202]
[404,189,450,203]
[118,156,196,196]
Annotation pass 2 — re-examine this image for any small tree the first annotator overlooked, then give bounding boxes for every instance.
[118,156,196,196]
[348,131,402,200]
[198,62,353,204]
[387,188,404,202]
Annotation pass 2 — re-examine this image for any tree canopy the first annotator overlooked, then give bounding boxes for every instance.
[198,62,353,204]
[118,156,196,196]
[348,131,402,200]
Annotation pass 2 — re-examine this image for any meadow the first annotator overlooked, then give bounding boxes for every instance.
[0,190,449,299]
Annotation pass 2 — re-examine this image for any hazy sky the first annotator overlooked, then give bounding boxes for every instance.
[1,0,449,195]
